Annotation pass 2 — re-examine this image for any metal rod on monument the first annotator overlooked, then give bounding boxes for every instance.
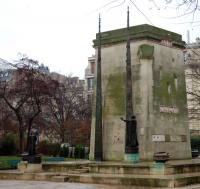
[126,6,133,124]
[125,6,136,154]
[94,14,103,161]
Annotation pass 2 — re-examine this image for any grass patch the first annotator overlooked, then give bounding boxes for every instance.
[0,155,84,169]
[0,156,21,170]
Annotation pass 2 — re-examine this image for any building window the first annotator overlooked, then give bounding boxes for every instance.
[87,78,94,90]
[91,62,95,74]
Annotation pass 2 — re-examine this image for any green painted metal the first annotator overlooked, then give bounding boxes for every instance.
[151,162,165,175]
[153,162,165,169]
[124,153,139,163]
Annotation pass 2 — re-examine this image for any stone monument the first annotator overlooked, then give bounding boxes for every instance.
[89,12,191,161]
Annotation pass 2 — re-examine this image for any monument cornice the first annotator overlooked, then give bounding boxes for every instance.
[93,24,185,49]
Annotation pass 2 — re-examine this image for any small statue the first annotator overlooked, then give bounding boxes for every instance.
[22,129,41,163]
[28,130,38,156]
[121,115,138,153]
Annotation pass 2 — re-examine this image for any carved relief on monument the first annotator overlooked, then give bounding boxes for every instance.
[173,135,187,142]
[152,134,187,142]
[140,128,145,135]
[160,106,179,114]
[113,132,123,145]
[161,39,172,47]
[152,135,165,142]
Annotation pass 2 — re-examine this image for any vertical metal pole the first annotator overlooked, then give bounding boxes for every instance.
[126,6,133,121]
[125,7,134,154]
[94,14,103,161]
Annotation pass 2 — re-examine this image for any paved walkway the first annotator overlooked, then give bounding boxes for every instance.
[0,180,141,189]
[1,180,200,189]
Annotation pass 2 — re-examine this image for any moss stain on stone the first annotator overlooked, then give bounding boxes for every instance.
[153,70,188,117]
[94,24,185,48]
[105,71,125,116]
[138,44,154,59]
[160,73,176,106]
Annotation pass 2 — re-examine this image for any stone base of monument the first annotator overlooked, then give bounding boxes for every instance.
[2,159,200,187]
[124,153,139,163]
[22,154,41,164]
[18,161,42,173]
[150,162,166,175]
[87,159,200,187]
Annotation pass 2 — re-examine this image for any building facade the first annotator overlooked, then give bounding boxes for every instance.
[185,38,200,135]
[85,55,95,101]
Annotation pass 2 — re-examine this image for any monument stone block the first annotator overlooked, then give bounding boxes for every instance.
[90,24,191,161]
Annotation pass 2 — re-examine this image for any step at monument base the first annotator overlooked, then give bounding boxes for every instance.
[1,169,200,187]
[51,175,69,182]
[89,159,200,175]
[1,160,200,187]
[67,172,200,188]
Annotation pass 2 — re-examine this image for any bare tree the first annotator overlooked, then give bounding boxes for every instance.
[165,0,199,13]
[0,100,16,136]
[0,56,50,153]
[47,77,91,144]
[93,0,199,23]
[150,0,200,20]
[185,62,200,122]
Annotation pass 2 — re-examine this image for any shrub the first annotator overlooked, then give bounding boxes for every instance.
[75,145,84,159]
[0,134,17,155]
[38,141,60,156]
[37,140,49,155]
[59,146,69,157]
[48,143,60,157]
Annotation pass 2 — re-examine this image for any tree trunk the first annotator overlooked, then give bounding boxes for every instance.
[19,128,24,154]
[26,122,32,151]
[17,115,25,154]
[61,125,65,143]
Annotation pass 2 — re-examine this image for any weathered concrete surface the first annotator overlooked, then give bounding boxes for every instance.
[18,162,42,173]
[0,180,146,189]
[2,159,200,187]
[90,24,191,161]
[1,180,200,189]
[42,160,89,172]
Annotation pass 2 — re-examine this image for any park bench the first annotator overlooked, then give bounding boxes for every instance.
[7,159,21,169]
[44,157,65,162]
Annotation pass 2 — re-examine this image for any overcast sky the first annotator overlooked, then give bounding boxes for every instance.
[0,0,199,78]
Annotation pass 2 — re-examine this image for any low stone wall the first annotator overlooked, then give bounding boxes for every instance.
[89,159,200,175]
[42,162,89,172]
